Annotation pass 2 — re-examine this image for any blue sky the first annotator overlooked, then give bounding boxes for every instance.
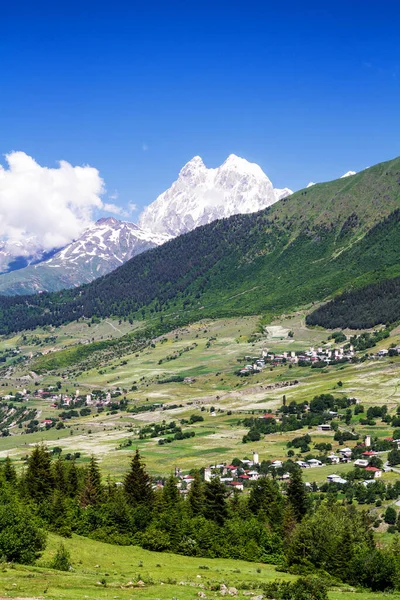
[1,0,400,216]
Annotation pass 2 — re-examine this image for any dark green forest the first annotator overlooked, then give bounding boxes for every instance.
[306,276,400,329]
[2,446,400,592]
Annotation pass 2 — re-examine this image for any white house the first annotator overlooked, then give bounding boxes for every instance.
[318,424,331,432]
[307,459,322,467]
[327,474,347,484]
[327,455,340,464]
[339,447,352,457]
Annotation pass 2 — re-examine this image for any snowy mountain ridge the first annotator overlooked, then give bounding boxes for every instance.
[47,217,169,269]
[0,218,169,295]
[138,154,292,236]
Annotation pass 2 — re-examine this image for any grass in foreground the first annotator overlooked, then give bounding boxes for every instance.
[0,533,399,600]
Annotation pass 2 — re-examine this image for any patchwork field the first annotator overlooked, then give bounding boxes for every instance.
[0,313,399,481]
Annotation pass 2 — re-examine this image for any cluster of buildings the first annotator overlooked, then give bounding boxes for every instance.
[239,345,357,375]
[294,435,384,485]
[173,452,261,493]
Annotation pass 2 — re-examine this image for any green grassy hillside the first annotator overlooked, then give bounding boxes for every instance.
[3,532,393,600]
[0,156,399,334]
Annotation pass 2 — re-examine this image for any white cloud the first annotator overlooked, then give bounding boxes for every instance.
[0,151,107,255]
[108,190,119,200]
[128,202,138,212]
[103,203,128,217]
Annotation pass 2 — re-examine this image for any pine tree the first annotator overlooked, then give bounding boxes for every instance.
[124,449,153,506]
[25,444,54,502]
[53,456,67,494]
[67,459,79,498]
[187,470,204,516]
[80,455,102,507]
[203,477,228,525]
[3,456,17,484]
[162,475,180,507]
[283,503,297,542]
[248,477,284,530]
[287,467,308,521]
[51,489,71,537]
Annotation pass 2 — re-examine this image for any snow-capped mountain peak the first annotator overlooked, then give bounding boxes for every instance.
[48,218,169,268]
[340,170,356,178]
[138,155,292,237]
[180,155,205,172]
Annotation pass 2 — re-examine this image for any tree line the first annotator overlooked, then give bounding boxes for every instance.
[1,445,400,591]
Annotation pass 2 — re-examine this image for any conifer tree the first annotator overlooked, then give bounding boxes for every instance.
[287,467,308,521]
[80,455,102,506]
[162,475,180,507]
[25,444,54,502]
[248,477,284,530]
[3,456,17,484]
[203,477,228,525]
[53,456,67,495]
[283,502,297,541]
[67,458,79,498]
[51,489,71,537]
[124,449,153,506]
[187,470,204,516]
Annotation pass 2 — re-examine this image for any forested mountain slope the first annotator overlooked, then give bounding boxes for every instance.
[0,156,399,334]
[306,276,400,329]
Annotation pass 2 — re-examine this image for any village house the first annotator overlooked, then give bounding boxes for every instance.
[318,424,331,432]
[220,477,234,484]
[327,454,340,464]
[229,481,244,491]
[327,474,348,485]
[339,447,352,459]
[307,459,322,468]
[259,412,277,420]
[365,466,382,478]
[271,460,283,468]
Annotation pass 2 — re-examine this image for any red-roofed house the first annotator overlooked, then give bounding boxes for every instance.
[365,467,382,478]
[362,451,377,457]
[229,481,244,491]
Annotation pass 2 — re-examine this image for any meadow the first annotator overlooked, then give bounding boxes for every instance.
[0,313,399,481]
[0,533,399,600]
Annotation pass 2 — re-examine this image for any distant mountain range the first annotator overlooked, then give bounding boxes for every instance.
[0,154,292,295]
[1,155,399,335]
[0,218,169,295]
